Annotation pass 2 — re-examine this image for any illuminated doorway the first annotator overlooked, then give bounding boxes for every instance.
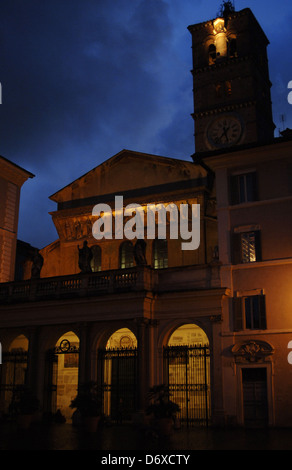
[164,324,211,427]
[0,335,28,414]
[46,332,79,422]
[99,328,138,422]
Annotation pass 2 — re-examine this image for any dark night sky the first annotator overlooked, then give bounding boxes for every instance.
[1,0,292,249]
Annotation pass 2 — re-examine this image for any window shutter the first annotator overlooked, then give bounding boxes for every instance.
[230,175,239,205]
[255,230,262,262]
[231,233,242,264]
[233,297,243,331]
[251,171,258,201]
[259,295,267,329]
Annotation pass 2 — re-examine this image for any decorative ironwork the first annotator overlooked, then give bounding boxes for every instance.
[54,341,79,355]
[164,344,210,427]
[44,341,79,415]
[98,347,138,423]
[0,351,28,412]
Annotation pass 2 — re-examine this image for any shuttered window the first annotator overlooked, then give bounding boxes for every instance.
[232,230,261,264]
[233,295,266,331]
[153,239,168,269]
[90,245,102,272]
[230,171,258,205]
[119,241,134,269]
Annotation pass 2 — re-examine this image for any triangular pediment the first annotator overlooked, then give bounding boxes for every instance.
[49,149,207,205]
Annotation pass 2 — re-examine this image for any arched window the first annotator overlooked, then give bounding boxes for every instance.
[119,241,134,269]
[90,245,102,272]
[208,44,217,65]
[215,83,222,97]
[225,80,232,96]
[229,38,237,58]
[153,239,168,269]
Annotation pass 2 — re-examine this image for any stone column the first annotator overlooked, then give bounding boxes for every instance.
[210,314,225,426]
[26,326,40,390]
[147,319,159,389]
[77,323,90,386]
[136,318,148,411]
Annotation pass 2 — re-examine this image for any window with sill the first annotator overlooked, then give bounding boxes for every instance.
[232,230,262,264]
[90,245,102,272]
[233,295,266,331]
[153,239,168,269]
[119,241,134,269]
[230,171,258,205]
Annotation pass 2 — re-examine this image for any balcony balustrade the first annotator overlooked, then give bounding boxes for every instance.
[0,263,221,304]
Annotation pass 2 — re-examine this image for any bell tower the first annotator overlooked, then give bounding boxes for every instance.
[188,2,275,153]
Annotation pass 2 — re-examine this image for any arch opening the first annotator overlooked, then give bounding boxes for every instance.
[0,335,29,414]
[106,328,137,349]
[165,323,210,427]
[168,323,209,347]
[100,328,138,422]
[50,331,79,422]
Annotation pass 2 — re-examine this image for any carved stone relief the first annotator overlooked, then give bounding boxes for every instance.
[231,340,274,363]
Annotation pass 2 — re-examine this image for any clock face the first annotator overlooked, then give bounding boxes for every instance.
[207,115,243,148]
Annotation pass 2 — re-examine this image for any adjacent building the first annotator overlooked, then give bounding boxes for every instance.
[0,155,34,283]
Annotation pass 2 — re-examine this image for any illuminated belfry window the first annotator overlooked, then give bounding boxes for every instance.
[153,239,168,269]
[90,245,102,272]
[215,81,232,98]
[213,17,227,60]
[119,241,134,269]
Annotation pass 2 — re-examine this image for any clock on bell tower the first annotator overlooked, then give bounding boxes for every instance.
[188,2,275,153]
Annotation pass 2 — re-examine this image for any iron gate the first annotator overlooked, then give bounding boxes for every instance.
[164,345,211,427]
[0,351,28,413]
[99,347,138,423]
[45,340,79,416]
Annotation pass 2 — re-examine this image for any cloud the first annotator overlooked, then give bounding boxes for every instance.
[1,0,292,248]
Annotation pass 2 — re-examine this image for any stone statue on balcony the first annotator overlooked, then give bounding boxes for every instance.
[78,241,93,273]
[31,249,44,279]
[134,239,147,266]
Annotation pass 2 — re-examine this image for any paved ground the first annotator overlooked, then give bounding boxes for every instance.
[1,421,292,451]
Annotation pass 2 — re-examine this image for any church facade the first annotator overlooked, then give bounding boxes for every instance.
[0,4,292,429]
